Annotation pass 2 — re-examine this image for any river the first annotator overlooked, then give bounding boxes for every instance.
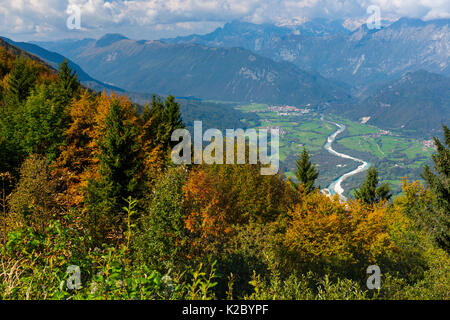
[322,121,370,201]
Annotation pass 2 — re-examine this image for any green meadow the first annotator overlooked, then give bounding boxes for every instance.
[235,103,435,195]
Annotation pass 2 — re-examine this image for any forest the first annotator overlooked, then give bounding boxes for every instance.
[0,44,449,300]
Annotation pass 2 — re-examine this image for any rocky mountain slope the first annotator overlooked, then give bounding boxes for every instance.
[34,34,349,105]
[163,18,450,88]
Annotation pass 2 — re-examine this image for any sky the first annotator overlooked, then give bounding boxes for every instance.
[0,0,449,41]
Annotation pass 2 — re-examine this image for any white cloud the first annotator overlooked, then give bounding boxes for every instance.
[0,0,448,41]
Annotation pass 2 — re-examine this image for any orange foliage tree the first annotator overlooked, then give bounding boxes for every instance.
[181,164,296,261]
[183,169,229,257]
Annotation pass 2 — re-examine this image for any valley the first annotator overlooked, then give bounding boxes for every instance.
[1,4,449,301]
[234,103,435,197]
[7,19,447,198]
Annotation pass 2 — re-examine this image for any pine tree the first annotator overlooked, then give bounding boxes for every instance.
[354,167,391,205]
[85,99,141,242]
[422,125,450,252]
[143,95,183,153]
[20,84,69,162]
[292,148,319,194]
[55,59,79,104]
[6,58,36,105]
[99,100,141,196]
[163,95,183,147]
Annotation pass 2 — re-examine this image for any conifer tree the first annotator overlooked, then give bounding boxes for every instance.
[55,59,79,104]
[292,148,319,194]
[6,58,36,105]
[143,95,183,153]
[85,99,141,242]
[354,167,391,205]
[20,84,69,162]
[163,95,183,143]
[98,100,141,197]
[422,125,450,252]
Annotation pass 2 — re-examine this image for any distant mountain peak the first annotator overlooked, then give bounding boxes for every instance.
[96,33,129,47]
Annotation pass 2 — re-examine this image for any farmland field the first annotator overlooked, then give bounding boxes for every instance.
[235,103,435,196]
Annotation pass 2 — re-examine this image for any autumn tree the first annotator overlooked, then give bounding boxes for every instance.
[52,90,99,207]
[8,155,61,233]
[202,162,295,225]
[183,169,229,257]
[277,190,394,277]
[354,167,391,205]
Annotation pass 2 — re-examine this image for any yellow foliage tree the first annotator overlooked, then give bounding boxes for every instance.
[279,190,395,275]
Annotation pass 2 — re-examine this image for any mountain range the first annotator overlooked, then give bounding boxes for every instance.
[32,34,349,105]
[0,37,257,132]
[162,18,450,88]
[4,17,448,135]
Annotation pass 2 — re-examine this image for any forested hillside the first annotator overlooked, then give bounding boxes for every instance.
[354,71,450,135]
[0,40,449,300]
[1,36,126,94]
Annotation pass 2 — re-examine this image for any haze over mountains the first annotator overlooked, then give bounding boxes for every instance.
[163,18,450,88]
[11,17,449,135]
[32,34,348,105]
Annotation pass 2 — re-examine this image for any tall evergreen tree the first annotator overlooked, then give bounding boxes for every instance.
[163,95,183,142]
[422,125,450,252]
[20,84,69,162]
[98,100,141,197]
[6,58,36,105]
[55,59,79,104]
[143,95,183,153]
[85,99,141,242]
[292,148,319,194]
[354,167,391,205]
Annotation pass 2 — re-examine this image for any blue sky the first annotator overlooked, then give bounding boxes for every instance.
[0,0,449,41]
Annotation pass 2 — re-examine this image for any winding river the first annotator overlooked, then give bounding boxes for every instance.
[322,121,370,201]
